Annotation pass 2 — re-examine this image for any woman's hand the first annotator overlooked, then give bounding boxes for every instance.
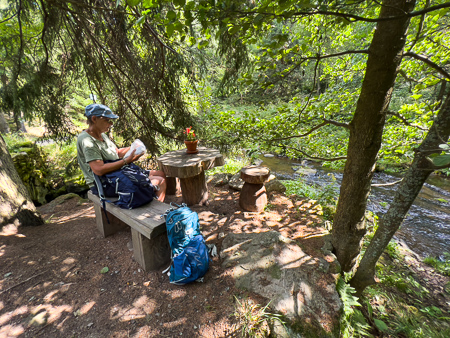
[124,149,143,164]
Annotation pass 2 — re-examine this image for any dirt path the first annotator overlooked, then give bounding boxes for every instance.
[1,184,330,337]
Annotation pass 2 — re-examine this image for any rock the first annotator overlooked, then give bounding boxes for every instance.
[29,311,48,326]
[296,168,317,176]
[221,232,341,336]
[210,173,232,186]
[265,179,286,194]
[264,153,275,158]
[228,173,244,191]
[39,193,86,214]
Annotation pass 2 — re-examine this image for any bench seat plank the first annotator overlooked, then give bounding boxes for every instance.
[88,191,168,238]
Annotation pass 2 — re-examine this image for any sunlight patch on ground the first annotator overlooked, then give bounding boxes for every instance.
[30,304,73,324]
[0,305,28,326]
[0,224,26,237]
[0,324,24,337]
[112,305,147,322]
[132,295,157,314]
[62,257,76,266]
[43,290,59,302]
[162,289,187,300]
[163,317,187,328]
[80,301,95,315]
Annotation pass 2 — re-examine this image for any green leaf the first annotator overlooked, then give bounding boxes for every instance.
[173,0,186,6]
[411,94,422,100]
[127,0,141,7]
[116,0,122,8]
[228,26,240,35]
[167,10,177,21]
[135,16,145,25]
[374,319,388,332]
[166,23,175,37]
[431,154,450,166]
[100,267,109,274]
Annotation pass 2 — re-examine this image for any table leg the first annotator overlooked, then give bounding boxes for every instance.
[179,171,208,206]
[165,177,180,195]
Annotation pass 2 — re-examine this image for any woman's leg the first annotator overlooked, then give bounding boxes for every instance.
[150,175,166,202]
[149,169,166,178]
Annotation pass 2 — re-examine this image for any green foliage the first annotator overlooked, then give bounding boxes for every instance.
[206,157,249,176]
[337,276,372,338]
[283,177,338,207]
[423,253,450,276]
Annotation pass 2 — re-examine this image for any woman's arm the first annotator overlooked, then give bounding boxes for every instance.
[89,150,142,176]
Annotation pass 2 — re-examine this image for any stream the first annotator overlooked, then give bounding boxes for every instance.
[259,155,450,259]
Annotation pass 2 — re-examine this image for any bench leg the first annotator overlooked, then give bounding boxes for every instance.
[93,203,128,237]
[131,229,171,271]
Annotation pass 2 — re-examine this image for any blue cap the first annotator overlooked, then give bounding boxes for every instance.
[85,104,119,119]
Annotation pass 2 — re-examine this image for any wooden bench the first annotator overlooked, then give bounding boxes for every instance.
[88,191,171,271]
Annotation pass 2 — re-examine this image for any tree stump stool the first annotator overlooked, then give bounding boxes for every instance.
[239,166,270,212]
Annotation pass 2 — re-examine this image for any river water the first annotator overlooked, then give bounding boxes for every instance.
[259,155,450,259]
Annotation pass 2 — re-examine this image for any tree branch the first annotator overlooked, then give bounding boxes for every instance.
[386,111,428,131]
[403,52,450,80]
[229,2,450,23]
[271,119,349,142]
[0,11,17,24]
[371,179,403,187]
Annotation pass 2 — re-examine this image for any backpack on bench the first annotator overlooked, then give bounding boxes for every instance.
[163,203,210,284]
[94,160,156,210]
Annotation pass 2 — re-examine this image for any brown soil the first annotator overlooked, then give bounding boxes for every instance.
[0,184,328,338]
[1,184,448,337]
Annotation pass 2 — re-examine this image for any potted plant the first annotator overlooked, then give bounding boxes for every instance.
[183,127,198,154]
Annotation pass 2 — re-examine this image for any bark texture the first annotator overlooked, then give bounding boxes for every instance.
[0,113,10,134]
[0,134,43,227]
[332,0,417,272]
[350,92,450,294]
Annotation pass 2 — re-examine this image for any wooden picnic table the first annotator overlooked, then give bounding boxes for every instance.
[157,147,224,206]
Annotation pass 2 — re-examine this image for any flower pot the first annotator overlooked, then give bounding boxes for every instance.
[184,140,199,154]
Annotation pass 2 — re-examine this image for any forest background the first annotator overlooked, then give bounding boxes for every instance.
[1,0,450,336]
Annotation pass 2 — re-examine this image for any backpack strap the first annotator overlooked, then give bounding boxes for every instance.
[93,174,111,224]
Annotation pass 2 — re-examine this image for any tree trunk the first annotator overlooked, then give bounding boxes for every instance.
[331,0,416,272]
[0,112,10,134]
[0,134,43,227]
[350,92,450,295]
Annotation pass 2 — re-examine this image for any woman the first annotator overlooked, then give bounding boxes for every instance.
[77,103,166,202]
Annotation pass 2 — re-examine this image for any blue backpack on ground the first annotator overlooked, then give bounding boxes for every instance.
[93,160,156,210]
[164,203,210,284]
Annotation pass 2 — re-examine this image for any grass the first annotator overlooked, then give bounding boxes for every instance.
[232,296,285,337]
[423,253,450,276]
[206,157,250,176]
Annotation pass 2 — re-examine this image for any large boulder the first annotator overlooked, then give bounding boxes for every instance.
[208,173,232,186]
[265,175,286,194]
[228,173,244,191]
[221,232,341,336]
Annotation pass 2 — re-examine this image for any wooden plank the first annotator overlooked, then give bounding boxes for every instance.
[93,203,128,237]
[88,191,169,239]
[157,147,224,179]
[131,229,171,271]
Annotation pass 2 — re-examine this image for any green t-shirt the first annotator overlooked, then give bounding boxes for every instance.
[77,131,119,186]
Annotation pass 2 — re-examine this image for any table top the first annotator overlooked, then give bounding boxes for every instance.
[157,147,224,178]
